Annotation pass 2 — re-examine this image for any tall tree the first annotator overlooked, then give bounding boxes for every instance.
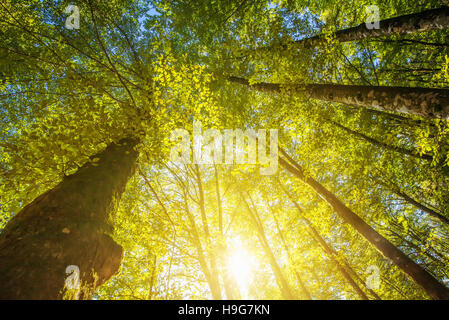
[228,76,449,119]
[264,7,449,49]
[241,192,296,300]
[0,138,139,299]
[278,148,449,300]
[278,180,381,300]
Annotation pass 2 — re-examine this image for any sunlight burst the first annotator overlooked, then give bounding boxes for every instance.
[226,239,257,298]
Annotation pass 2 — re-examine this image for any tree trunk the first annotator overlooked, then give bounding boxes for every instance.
[194,165,222,300]
[278,181,374,300]
[182,188,222,300]
[0,138,139,299]
[278,148,449,300]
[241,193,295,299]
[228,76,449,119]
[271,7,449,49]
[329,119,433,161]
[269,206,312,300]
[214,166,241,299]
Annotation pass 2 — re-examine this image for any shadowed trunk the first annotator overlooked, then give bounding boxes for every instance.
[269,206,313,300]
[278,148,449,300]
[267,7,449,49]
[0,138,139,299]
[229,76,449,119]
[278,182,372,300]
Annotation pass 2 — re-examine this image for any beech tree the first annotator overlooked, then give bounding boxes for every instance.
[2,0,449,300]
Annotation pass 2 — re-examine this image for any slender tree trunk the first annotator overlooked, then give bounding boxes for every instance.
[389,229,449,267]
[0,138,139,299]
[214,166,240,299]
[194,165,222,300]
[370,173,449,226]
[167,165,222,299]
[278,148,449,300]
[147,255,157,300]
[278,182,373,300]
[270,208,312,300]
[329,119,433,161]
[228,76,449,119]
[390,187,449,226]
[241,194,295,299]
[272,7,449,49]
[183,193,222,300]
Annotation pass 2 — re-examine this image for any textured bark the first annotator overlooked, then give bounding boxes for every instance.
[325,7,449,43]
[0,138,139,299]
[306,84,449,119]
[278,149,449,300]
[228,76,449,119]
[275,7,449,48]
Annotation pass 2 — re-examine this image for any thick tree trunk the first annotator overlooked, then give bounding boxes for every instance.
[322,7,449,43]
[268,7,449,49]
[0,138,139,299]
[278,149,449,300]
[228,76,449,119]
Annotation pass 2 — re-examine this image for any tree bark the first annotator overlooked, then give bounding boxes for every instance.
[278,148,449,300]
[228,76,449,119]
[274,7,449,48]
[0,138,139,299]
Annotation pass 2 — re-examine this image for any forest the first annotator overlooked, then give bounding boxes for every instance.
[1,0,449,300]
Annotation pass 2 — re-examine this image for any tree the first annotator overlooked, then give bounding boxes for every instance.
[228,76,449,119]
[262,7,449,49]
[278,148,449,300]
[0,138,139,299]
[3,0,449,300]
